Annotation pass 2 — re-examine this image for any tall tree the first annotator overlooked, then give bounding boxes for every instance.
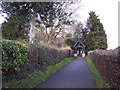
[73,22,83,40]
[2,15,29,40]
[86,11,104,32]
[1,2,32,41]
[1,2,75,44]
[86,11,107,51]
[35,2,75,44]
[65,22,85,48]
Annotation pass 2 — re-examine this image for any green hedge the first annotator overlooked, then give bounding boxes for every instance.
[29,42,70,71]
[1,38,28,76]
[2,39,72,82]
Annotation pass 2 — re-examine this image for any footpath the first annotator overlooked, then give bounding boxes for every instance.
[33,57,97,88]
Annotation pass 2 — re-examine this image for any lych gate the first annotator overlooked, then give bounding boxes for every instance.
[73,39,85,57]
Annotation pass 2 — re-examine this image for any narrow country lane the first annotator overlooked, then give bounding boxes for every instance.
[33,57,97,88]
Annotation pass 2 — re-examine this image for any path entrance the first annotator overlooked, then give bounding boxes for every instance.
[33,57,97,88]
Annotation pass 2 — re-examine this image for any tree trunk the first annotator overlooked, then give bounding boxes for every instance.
[29,3,37,43]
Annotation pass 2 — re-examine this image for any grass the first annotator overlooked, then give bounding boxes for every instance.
[86,56,110,88]
[3,57,74,89]
[0,63,1,90]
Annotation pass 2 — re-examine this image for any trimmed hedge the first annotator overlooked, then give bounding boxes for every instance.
[2,39,72,82]
[88,48,120,89]
[28,43,71,71]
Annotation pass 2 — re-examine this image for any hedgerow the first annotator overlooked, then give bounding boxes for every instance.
[2,39,72,83]
[28,42,70,71]
[1,38,28,76]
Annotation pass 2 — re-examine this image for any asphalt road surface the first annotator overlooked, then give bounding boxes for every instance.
[33,57,97,88]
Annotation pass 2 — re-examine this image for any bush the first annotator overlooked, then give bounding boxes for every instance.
[29,42,70,71]
[65,38,73,47]
[1,38,28,76]
[88,48,120,88]
[2,40,72,82]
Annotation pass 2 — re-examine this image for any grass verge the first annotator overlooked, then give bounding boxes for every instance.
[86,56,110,88]
[3,57,74,89]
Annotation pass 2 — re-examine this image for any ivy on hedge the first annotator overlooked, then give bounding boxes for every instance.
[2,39,71,82]
[1,38,28,75]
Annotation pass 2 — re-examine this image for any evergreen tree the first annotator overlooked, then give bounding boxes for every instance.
[1,2,74,43]
[86,11,107,51]
[2,15,29,40]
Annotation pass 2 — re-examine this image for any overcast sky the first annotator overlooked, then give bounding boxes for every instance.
[0,0,119,50]
[73,0,119,50]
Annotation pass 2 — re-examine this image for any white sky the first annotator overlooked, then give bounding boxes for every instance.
[0,0,119,50]
[73,0,119,50]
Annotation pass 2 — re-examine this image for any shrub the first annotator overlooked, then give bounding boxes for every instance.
[88,48,120,88]
[2,40,72,82]
[1,38,28,76]
[29,42,71,71]
[65,38,73,47]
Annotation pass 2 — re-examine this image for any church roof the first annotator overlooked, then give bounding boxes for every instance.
[73,39,85,48]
